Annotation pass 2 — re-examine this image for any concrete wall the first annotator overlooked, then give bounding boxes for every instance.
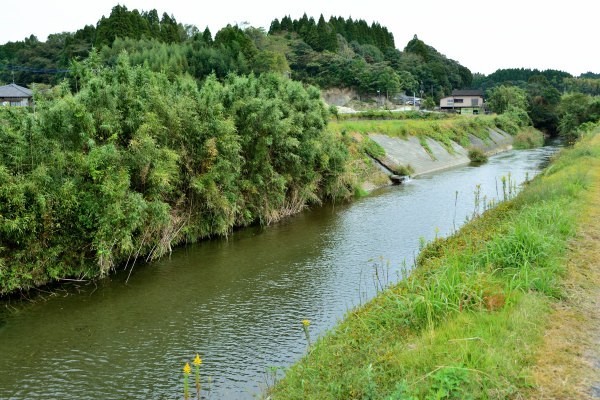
[369,128,513,177]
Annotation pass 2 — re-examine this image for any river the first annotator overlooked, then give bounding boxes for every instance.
[0,145,558,399]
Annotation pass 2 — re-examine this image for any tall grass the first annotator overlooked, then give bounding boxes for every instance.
[270,132,600,399]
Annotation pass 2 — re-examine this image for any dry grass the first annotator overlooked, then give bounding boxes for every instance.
[529,143,600,399]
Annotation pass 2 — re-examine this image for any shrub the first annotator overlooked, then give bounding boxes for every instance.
[468,147,488,163]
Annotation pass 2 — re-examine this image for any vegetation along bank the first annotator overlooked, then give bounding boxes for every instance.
[269,125,600,399]
[331,109,542,194]
[2,5,598,297]
[0,56,354,296]
[0,57,540,297]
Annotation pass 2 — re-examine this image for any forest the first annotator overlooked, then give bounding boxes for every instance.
[0,5,474,98]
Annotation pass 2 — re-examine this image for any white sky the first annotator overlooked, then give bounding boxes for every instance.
[1,0,598,76]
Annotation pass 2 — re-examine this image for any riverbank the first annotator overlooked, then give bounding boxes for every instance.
[528,131,600,398]
[337,114,543,190]
[270,128,600,399]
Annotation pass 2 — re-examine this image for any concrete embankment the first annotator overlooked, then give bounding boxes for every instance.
[369,128,513,177]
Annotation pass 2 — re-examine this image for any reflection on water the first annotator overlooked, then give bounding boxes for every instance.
[0,146,558,399]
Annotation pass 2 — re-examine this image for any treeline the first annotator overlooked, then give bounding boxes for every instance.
[472,68,572,91]
[468,67,600,134]
[564,77,600,96]
[0,5,187,86]
[269,14,395,53]
[0,5,473,99]
[0,55,352,295]
[486,78,600,140]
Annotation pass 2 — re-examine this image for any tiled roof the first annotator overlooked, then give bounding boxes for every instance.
[451,89,484,96]
[0,83,33,98]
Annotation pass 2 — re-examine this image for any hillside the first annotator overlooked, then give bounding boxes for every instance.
[0,5,472,100]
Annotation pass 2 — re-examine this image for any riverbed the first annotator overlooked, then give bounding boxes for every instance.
[0,145,558,399]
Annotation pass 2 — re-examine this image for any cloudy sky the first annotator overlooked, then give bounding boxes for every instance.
[1,0,598,76]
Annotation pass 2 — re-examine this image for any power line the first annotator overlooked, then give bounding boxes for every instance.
[0,63,71,74]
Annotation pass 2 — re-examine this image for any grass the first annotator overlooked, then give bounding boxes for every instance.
[527,128,600,399]
[513,127,545,149]
[329,115,528,155]
[334,110,452,121]
[269,129,600,399]
[341,131,390,194]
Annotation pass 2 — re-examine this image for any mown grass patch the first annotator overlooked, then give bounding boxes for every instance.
[270,131,600,399]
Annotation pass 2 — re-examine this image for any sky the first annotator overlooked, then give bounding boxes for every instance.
[1,0,598,76]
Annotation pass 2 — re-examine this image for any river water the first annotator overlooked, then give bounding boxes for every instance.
[0,145,558,399]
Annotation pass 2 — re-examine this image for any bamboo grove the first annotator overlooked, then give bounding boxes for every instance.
[0,54,352,295]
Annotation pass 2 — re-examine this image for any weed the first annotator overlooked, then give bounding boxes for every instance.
[183,362,191,400]
[468,148,488,164]
[181,355,207,400]
[270,132,600,399]
[302,319,312,349]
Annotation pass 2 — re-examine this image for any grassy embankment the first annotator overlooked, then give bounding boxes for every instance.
[271,128,600,399]
[334,112,543,191]
[331,113,543,154]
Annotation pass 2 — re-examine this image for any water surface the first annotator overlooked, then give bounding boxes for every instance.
[0,145,557,399]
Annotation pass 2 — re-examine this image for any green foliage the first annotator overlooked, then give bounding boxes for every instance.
[0,5,189,86]
[0,56,352,295]
[563,77,600,96]
[330,113,529,156]
[468,147,488,163]
[469,68,600,136]
[557,93,600,143]
[402,35,473,94]
[270,14,394,53]
[486,85,528,114]
[94,5,184,48]
[335,109,450,121]
[472,68,572,93]
[526,75,562,133]
[513,127,545,149]
[422,97,436,110]
[362,137,386,158]
[0,5,473,104]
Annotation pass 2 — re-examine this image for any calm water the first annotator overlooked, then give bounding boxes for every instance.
[0,145,557,399]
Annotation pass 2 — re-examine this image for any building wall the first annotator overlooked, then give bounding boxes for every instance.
[0,98,30,107]
[440,95,483,108]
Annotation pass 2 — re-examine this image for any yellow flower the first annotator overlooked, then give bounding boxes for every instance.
[193,354,202,366]
[183,362,191,375]
[302,319,310,327]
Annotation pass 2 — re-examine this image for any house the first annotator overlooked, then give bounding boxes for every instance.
[439,89,484,114]
[0,83,33,107]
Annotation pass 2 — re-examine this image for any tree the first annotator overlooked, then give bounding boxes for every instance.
[486,85,528,114]
[526,75,561,132]
[557,93,600,141]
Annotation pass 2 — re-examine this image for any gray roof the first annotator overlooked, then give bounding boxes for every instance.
[0,83,33,98]
[451,89,484,97]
